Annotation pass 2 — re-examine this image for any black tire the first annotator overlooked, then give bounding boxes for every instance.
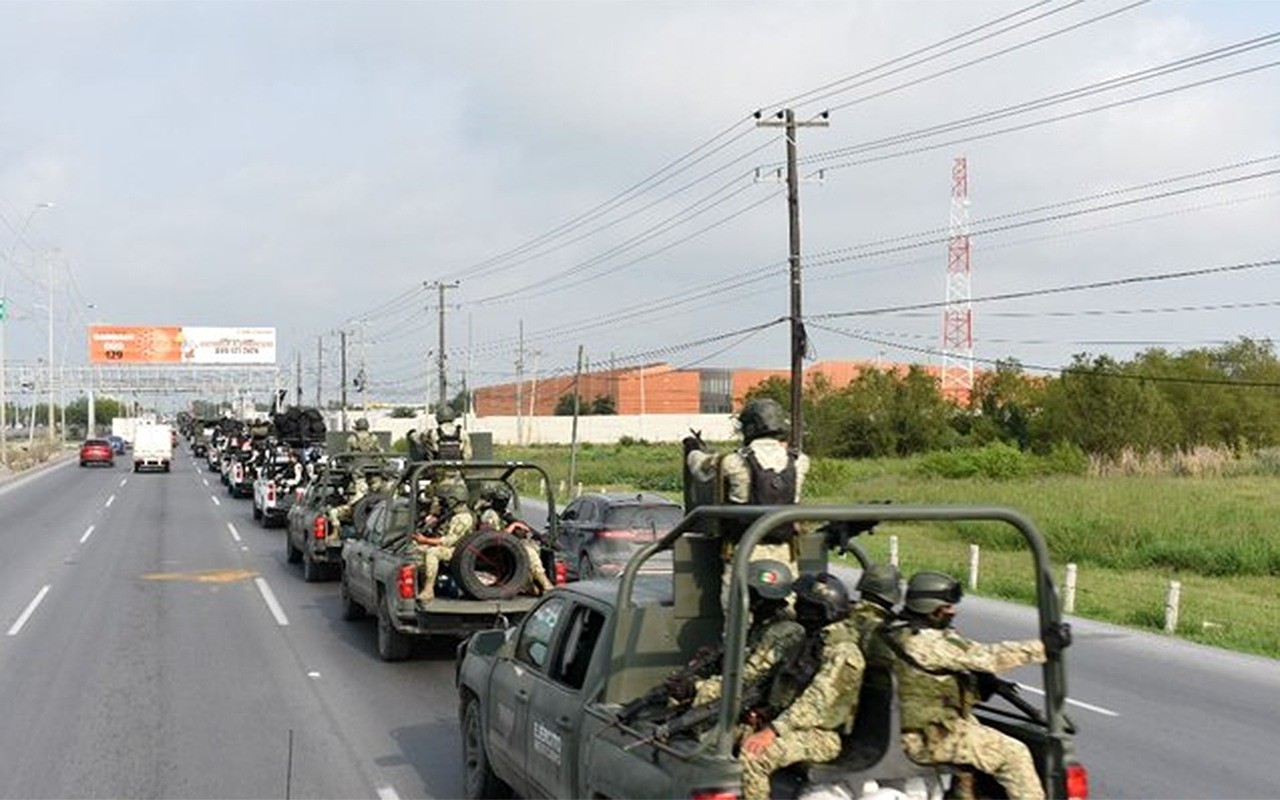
[462,696,512,799]
[252,503,263,522]
[377,594,412,662]
[285,533,302,564]
[339,576,364,621]
[450,529,532,601]
[303,554,322,583]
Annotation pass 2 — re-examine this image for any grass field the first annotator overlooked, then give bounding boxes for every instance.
[497,441,1280,658]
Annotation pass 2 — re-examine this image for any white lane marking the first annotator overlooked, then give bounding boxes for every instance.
[1015,682,1120,717]
[7,585,51,636]
[202,478,209,487]
[227,522,241,543]
[376,787,400,800]
[80,525,96,544]
[254,578,289,626]
[105,494,116,508]
[119,478,128,487]
[211,495,221,506]
[307,671,321,679]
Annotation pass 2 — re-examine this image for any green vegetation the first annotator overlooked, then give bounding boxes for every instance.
[497,440,1280,658]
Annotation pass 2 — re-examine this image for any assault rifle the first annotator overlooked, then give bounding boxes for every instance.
[975,673,1076,734]
[818,502,889,556]
[623,679,772,750]
[615,643,725,724]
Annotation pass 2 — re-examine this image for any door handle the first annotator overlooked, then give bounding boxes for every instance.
[555,715,572,729]
[516,689,530,704]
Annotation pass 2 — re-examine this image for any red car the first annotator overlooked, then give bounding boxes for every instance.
[79,439,116,468]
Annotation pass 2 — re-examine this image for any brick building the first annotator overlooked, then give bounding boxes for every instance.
[472,359,972,416]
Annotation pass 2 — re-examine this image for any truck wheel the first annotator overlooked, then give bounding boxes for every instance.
[303,554,322,583]
[253,503,263,522]
[339,576,364,621]
[450,529,531,601]
[377,595,412,662]
[285,534,302,564]
[462,696,512,799]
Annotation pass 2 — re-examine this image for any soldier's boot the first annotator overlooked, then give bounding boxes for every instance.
[418,556,439,602]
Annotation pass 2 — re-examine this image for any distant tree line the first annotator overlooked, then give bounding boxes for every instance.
[743,338,1280,460]
[555,393,617,416]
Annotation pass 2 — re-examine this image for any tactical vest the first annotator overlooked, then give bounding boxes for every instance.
[765,627,825,713]
[744,449,797,543]
[437,428,464,460]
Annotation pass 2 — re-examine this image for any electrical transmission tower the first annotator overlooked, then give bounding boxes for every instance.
[941,156,974,403]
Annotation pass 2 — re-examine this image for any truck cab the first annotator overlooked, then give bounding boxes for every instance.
[456,504,1085,799]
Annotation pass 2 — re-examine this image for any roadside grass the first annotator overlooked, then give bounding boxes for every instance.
[497,442,1280,658]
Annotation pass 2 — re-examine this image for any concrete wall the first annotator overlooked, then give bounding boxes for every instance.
[320,410,734,446]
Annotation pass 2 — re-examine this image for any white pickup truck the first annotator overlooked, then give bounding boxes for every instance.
[133,423,173,473]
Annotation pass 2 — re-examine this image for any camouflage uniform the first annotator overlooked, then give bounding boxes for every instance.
[478,506,554,593]
[327,475,369,536]
[739,622,865,800]
[417,506,477,602]
[887,626,1047,800]
[346,430,382,453]
[692,609,803,706]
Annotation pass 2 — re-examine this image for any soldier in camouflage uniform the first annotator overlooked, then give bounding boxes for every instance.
[346,418,382,454]
[845,563,903,668]
[327,471,369,537]
[884,571,1068,800]
[476,483,554,595]
[738,573,858,800]
[423,406,471,461]
[684,398,810,571]
[412,478,476,602]
[665,560,803,711]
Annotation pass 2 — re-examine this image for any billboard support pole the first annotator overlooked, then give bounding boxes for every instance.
[339,329,348,433]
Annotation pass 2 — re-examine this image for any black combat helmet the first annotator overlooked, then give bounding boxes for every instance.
[856,563,903,610]
[436,478,469,506]
[737,398,788,444]
[904,571,963,615]
[484,482,513,509]
[792,572,851,628]
[436,406,457,424]
[354,418,370,431]
[747,559,793,601]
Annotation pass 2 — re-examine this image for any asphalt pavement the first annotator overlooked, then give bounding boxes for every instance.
[2,458,1277,798]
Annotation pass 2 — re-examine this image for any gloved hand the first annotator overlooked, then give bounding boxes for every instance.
[664,672,696,704]
[974,671,1004,701]
[1042,622,1073,655]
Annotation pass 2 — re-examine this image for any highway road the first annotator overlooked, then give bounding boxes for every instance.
[2,449,1278,798]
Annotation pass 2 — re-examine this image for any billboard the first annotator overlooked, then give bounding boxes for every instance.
[89,326,276,365]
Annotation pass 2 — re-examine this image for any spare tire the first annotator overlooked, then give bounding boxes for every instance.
[450,528,531,601]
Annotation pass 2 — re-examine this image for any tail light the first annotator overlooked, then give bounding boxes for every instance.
[690,791,739,800]
[295,488,305,502]
[313,515,328,540]
[554,560,568,585]
[266,482,276,503]
[1066,764,1089,800]
[398,565,416,599]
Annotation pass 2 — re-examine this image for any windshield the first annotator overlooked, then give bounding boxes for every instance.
[601,505,682,540]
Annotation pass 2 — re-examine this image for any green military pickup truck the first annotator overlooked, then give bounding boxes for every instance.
[455,504,1086,799]
[338,460,565,661]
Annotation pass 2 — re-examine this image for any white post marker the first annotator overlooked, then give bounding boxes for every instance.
[1165,580,1181,634]
[575,481,583,498]
[1063,563,1078,615]
[968,544,980,591]
[888,535,899,567]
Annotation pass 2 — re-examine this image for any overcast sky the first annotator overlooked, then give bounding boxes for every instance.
[2,0,1279,405]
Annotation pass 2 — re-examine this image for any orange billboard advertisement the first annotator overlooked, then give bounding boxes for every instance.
[89,326,276,365]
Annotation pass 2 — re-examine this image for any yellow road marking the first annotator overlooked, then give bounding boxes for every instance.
[140,568,258,584]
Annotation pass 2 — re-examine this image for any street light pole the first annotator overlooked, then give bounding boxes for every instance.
[1,201,54,468]
[46,250,55,442]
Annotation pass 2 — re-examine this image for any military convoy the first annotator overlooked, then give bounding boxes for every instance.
[176,405,1086,799]
[455,504,1085,800]
[338,460,565,661]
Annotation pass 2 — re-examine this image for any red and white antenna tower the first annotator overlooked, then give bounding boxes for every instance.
[941,156,974,403]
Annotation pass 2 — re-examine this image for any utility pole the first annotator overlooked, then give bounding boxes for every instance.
[315,335,323,408]
[515,320,525,445]
[756,107,828,451]
[295,350,302,406]
[46,250,55,441]
[425,281,459,412]
[339,329,348,432]
[568,345,584,490]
